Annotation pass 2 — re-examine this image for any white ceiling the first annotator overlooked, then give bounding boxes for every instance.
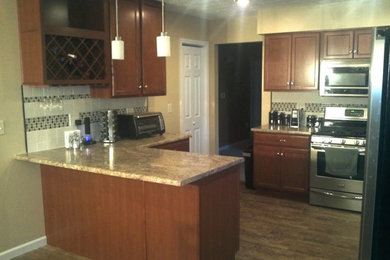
[164,0,359,20]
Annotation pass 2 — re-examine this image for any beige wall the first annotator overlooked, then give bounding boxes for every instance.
[257,0,390,34]
[208,16,267,153]
[149,13,267,154]
[0,0,45,252]
[148,12,208,134]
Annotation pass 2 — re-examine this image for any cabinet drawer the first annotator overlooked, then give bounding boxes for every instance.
[254,132,309,149]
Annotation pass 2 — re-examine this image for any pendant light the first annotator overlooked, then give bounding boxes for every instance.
[156,0,171,57]
[111,0,124,60]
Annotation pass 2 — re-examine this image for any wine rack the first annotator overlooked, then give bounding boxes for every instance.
[45,35,106,81]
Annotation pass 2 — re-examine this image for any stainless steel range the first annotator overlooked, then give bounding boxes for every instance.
[310,107,367,212]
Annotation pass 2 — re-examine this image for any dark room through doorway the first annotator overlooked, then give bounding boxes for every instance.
[218,42,262,156]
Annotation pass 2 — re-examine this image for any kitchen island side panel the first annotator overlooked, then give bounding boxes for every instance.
[40,165,147,260]
[40,164,241,260]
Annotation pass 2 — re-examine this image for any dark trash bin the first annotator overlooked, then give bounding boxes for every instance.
[242,146,255,189]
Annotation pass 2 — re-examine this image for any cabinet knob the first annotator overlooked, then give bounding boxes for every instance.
[290,82,294,86]
[280,152,284,157]
[138,85,142,89]
[144,85,148,89]
[349,50,353,54]
[353,50,358,54]
[286,82,290,86]
[279,139,286,142]
[276,152,280,156]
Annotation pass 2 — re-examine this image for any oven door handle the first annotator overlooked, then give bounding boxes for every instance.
[311,145,365,154]
[311,189,363,200]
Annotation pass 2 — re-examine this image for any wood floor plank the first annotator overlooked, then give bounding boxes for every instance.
[12,185,360,260]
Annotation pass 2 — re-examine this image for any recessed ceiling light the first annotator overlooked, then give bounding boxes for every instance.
[234,0,250,8]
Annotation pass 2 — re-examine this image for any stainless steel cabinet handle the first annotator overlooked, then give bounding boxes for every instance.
[144,85,148,89]
[138,85,142,89]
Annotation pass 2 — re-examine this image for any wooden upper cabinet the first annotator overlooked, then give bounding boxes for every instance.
[264,34,291,91]
[111,0,141,97]
[354,29,373,58]
[17,0,111,86]
[322,28,373,59]
[91,0,166,98]
[291,33,319,90]
[264,32,319,91]
[141,1,166,96]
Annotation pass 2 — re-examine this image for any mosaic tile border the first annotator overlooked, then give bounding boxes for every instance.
[271,102,297,112]
[24,94,90,103]
[25,114,69,132]
[304,103,368,113]
[79,111,101,123]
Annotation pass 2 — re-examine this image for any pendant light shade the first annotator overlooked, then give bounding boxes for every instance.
[112,0,124,60]
[157,32,171,57]
[112,36,124,60]
[156,0,170,57]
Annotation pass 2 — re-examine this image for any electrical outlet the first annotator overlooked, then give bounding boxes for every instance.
[0,120,4,135]
[167,103,172,113]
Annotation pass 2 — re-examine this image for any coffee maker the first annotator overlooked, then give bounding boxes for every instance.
[290,109,304,128]
[100,110,118,143]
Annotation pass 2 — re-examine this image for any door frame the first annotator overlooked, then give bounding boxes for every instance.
[179,39,210,154]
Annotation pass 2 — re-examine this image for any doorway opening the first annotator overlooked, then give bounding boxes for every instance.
[218,42,262,156]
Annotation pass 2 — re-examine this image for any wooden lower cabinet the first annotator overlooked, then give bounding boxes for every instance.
[40,164,239,260]
[253,132,310,193]
[152,138,190,152]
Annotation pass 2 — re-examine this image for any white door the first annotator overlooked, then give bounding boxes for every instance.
[180,42,208,153]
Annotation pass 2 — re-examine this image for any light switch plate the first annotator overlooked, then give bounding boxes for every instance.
[0,120,4,135]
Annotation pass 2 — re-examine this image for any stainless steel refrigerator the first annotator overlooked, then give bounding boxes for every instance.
[360,27,390,259]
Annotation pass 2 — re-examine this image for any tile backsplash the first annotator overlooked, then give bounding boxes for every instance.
[23,85,147,153]
[271,91,368,117]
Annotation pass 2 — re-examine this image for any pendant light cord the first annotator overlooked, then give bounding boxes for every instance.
[161,0,165,33]
[115,0,119,37]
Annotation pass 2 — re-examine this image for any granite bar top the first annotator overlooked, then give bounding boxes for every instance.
[15,133,244,187]
[251,125,317,136]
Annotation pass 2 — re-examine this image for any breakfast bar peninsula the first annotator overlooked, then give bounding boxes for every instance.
[16,134,243,260]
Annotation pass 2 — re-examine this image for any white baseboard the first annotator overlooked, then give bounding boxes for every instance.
[0,236,47,260]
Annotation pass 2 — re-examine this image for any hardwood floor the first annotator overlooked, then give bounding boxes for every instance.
[12,185,360,260]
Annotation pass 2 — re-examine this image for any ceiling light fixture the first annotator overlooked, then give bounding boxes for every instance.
[156,0,171,57]
[234,0,250,8]
[111,0,124,60]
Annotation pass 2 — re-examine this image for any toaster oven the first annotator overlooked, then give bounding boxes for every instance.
[117,112,165,139]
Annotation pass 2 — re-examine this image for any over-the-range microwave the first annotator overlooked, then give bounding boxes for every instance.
[319,60,370,97]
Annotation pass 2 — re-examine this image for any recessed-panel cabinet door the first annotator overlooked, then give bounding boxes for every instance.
[253,144,280,189]
[264,34,291,91]
[322,30,354,59]
[291,33,319,90]
[111,0,142,97]
[141,1,166,96]
[280,147,309,193]
[354,29,373,58]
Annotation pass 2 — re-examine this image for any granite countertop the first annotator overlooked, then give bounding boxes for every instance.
[251,124,316,136]
[15,133,244,187]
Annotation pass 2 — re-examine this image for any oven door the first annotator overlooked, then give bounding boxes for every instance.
[310,143,365,194]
